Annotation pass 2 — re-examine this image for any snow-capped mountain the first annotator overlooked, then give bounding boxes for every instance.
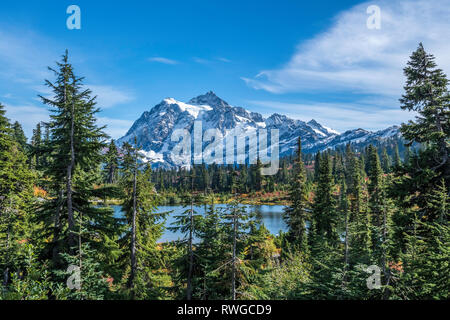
[305,126,401,154]
[117,91,401,168]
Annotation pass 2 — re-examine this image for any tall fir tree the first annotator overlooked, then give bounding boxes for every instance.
[119,144,164,298]
[348,155,371,265]
[367,145,383,254]
[381,147,391,173]
[283,137,309,252]
[36,52,118,285]
[168,172,201,299]
[311,152,338,248]
[103,139,120,184]
[399,43,449,178]
[393,43,449,250]
[11,121,27,151]
[30,122,42,170]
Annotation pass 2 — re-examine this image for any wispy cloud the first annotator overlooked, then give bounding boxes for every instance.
[31,84,134,109]
[217,57,231,63]
[194,57,232,65]
[0,28,54,84]
[88,85,134,109]
[97,117,134,139]
[193,57,211,65]
[148,57,179,65]
[4,102,134,140]
[243,0,450,97]
[3,103,50,138]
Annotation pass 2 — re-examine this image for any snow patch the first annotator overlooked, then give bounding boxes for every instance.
[163,98,212,118]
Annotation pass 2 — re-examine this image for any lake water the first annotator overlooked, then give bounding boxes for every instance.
[112,204,287,242]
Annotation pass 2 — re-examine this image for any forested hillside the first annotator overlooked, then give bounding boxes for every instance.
[0,44,448,300]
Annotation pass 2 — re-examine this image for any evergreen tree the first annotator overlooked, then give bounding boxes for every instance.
[0,104,35,290]
[12,121,27,151]
[393,143,402,168]
[2,244,52,300]
[311,152,338,248]
[169,173,201,299]
[348,156,371,264]
[30,122,42,170]
[195,197,228,299]
[238,164,249,194]
[119,145,164,298]
[36,52,119,294]
[339,178,351,291]
[220,201,249,300]
[314,152,321,182]
[283,137,309,252]
[393,43,449,238]
[251,158,263,192]
[308,158,346,299]
[54,217,111,300]
[396,184,449,300]
[367,145,383,253]
[103,139,119,184]
[399,43,449,179]
[381,147,391,173]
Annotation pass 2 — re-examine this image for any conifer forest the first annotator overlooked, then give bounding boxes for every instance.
[0,42,448,301]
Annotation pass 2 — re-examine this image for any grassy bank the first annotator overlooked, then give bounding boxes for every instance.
[157,190,290,206]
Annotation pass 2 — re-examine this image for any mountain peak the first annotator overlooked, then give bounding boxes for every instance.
[188,91,229,108]
[162,97,179,104]
[307,119,340,135]
[118,92,399,168]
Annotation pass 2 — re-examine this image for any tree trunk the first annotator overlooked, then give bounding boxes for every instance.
[2,267,9,287]
[186,205,194,300]
[382,201,390,299]
[344,208,349,270]
[52,189,64,265]
[232,210,237,301]
[2,227,10,287]
[186,175,194,300]
[108,165,115,184]
[67,100,76,250]
[78,211,83,299]
[128,152,138,294]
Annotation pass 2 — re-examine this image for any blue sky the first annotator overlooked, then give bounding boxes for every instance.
[1,0,449,139]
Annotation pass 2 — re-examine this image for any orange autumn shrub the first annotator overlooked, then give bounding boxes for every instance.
[33,186,47,198]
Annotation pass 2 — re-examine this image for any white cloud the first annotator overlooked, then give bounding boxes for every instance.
[148,57,179,65]
[243,0,450,97]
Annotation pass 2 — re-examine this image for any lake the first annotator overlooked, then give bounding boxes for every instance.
[112,204,287,242]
